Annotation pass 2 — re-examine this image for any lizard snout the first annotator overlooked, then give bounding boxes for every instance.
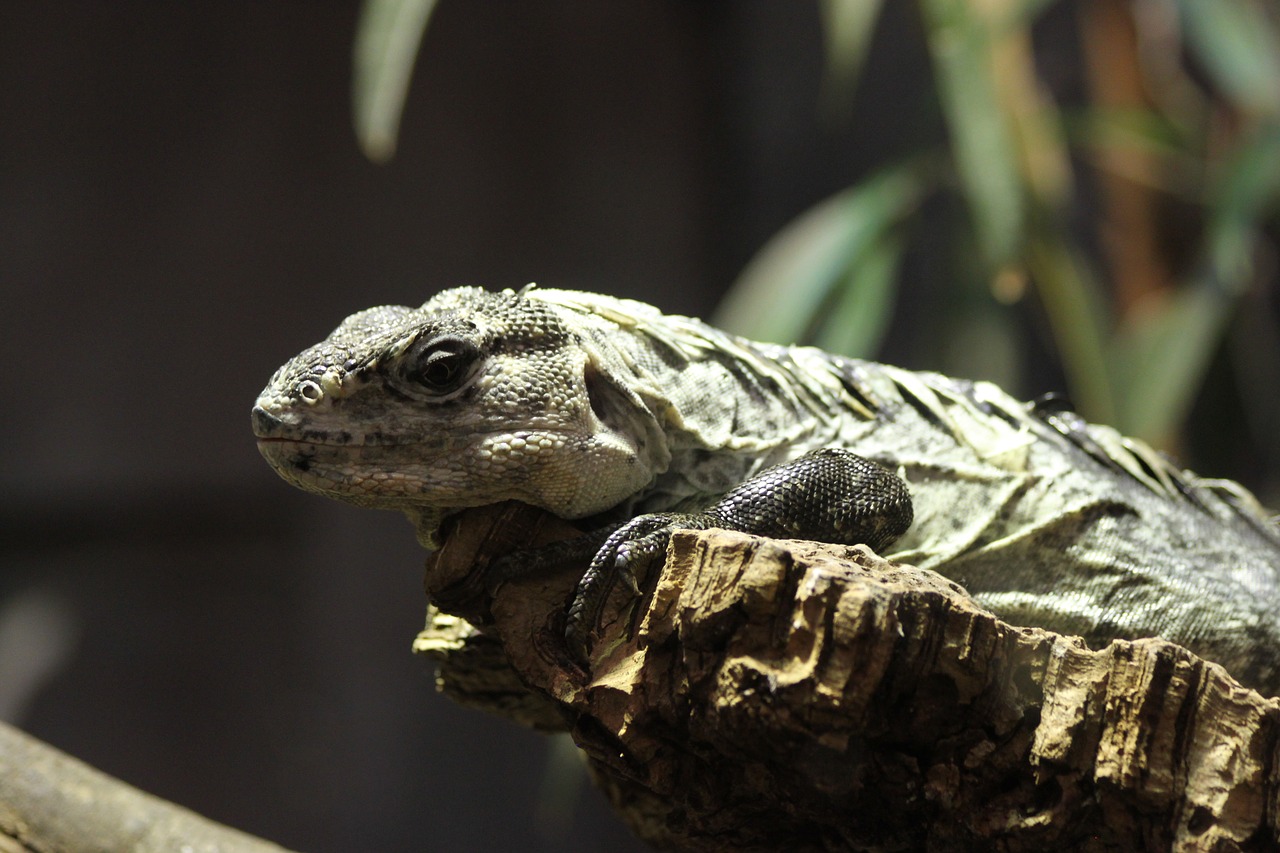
[250,404,286,438]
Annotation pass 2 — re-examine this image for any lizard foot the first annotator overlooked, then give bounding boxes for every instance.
[565,512,716,660]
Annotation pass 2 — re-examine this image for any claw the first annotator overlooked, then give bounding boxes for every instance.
[564,511,724,661]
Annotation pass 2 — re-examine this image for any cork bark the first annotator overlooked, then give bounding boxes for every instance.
[417,502,1280,852]
[0,720,296,853]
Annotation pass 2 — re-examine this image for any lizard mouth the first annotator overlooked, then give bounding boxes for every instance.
[250,402,446,448]
[254,437,440,506]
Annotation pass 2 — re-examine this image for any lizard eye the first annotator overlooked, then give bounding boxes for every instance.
[401,336,482,397]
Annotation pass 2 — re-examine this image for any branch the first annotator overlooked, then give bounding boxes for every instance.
[0,720,296,852]
[417,503,1280,852]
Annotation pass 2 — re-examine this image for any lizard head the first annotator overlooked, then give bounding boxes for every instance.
[252,286,671,543]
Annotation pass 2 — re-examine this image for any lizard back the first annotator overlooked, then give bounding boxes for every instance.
[254,285,1280,692]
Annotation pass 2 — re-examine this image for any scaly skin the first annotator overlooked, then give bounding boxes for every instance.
[253,285,1280,690]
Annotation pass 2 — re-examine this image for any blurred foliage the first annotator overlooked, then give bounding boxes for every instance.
[353,0,439,163]
[353,0,1280,447]
[719,0,1280,445]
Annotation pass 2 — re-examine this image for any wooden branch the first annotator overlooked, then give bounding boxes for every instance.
[417,503,1280,852]
[0,720,296,853]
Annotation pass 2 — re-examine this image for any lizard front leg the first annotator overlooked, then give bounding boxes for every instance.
[566,447,914,659]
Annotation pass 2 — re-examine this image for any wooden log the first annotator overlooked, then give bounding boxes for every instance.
[417,505,1280,852]
[0,720,296,853]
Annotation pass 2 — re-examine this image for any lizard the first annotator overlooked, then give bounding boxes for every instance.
[252,284,1280,692]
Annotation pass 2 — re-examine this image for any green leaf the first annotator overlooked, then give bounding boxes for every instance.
[817,0,886,113]
[1107,125,1280,441]
[1175,0,1280,117]
[1109,287,1230,441]
[811,230,908,357]
[920,0,1025,267]
[1003,0,1060,27]
[713,162,929,348]
[1025,230,1117,424]
[1070,107,1188,158]
[1067,107,1200,196]
[1205,122,1280,290]
[352,0,440,163]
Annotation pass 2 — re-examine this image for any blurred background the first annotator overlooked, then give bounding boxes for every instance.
[2,2,1277,850]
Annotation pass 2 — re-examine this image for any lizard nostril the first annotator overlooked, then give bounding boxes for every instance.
[250,405,284,437]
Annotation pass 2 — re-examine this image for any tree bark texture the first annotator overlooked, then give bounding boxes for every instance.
[417,502,1280,852]
[0,720,296,853]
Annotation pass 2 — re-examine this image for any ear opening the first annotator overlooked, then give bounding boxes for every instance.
[584,360,629,432]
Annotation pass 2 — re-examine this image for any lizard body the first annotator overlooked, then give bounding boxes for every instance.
[253,286,1280,690]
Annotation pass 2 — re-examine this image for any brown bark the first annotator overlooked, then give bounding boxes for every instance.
[0,720,296,853]
[417,503,1280,852]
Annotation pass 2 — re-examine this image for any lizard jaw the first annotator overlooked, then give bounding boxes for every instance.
[254,437,442,508]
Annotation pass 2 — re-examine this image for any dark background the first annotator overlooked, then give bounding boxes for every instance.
[1,3,1274,852]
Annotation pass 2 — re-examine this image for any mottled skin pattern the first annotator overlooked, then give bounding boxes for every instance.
[253,286,1280,690]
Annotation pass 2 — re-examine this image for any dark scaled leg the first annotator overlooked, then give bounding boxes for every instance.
[565,447,913,660]
[709,447,913,551]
